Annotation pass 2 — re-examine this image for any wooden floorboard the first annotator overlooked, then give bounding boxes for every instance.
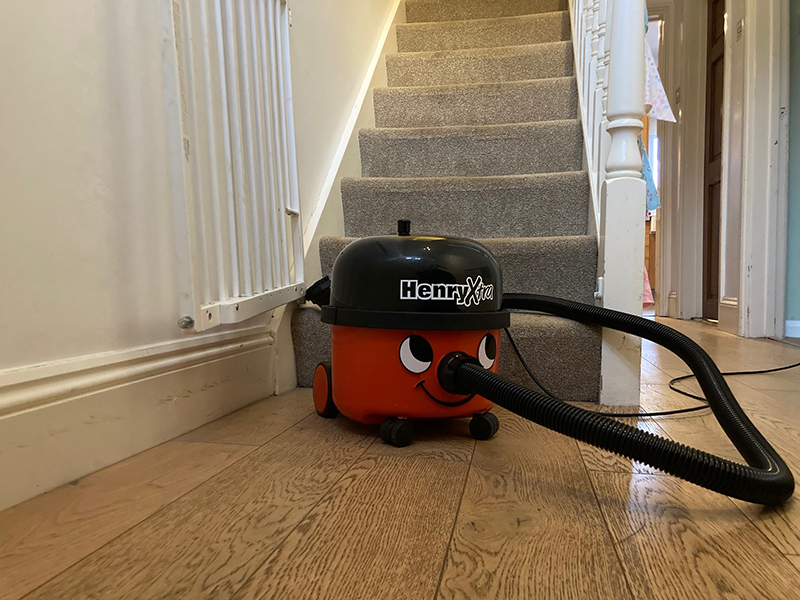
[0,440,252,600]
[4,318,800,599]
[22,416,375,600]
[366,417,476,463]
[178,388,314,446]
[233,455,469,600]
[590,472,800,600]
[437,408,631,600]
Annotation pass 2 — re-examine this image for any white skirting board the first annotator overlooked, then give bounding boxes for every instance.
[786,321,800,338]
[0,335,277,511]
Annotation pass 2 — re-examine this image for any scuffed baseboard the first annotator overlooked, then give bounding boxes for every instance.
[0,334,276,511]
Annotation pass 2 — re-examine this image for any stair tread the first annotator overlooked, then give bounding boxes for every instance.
[397,11,570,52]
[405,0,569,23]
[400,10,569,30]
[374,78,578,127]
[375,76,576,95]
[341,172,590,239]
[387,42,573,87]
[360,119,581,139]
[359,120,583,178]
[390,40,571,60]
[342,171,587,190]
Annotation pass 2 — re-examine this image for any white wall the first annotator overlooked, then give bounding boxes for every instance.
[0,0,278,510]
[288,0,400,275]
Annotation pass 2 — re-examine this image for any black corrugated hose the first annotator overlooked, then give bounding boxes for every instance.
[441,294,794,505]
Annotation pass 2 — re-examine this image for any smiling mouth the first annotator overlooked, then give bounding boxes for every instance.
[416,380,475,407]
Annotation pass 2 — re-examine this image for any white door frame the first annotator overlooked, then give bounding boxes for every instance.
[738,0,790,338]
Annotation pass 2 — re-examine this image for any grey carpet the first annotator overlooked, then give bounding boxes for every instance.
[405,0,569,23]
[374,78,578,128]
[359,120,583,178]
[397,11,570,52]
[292,0,602,402]
[342,172,589,238]
[386,42,574,87]
[499,312,601,402]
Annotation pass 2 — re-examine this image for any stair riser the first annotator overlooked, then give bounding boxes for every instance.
[397,12,570,52]
[359,122,583,178]
[387,42,573,87]
[341,174,589,239]
[319,235,597,304]
[374,79,578,128]
[406,0,569,23]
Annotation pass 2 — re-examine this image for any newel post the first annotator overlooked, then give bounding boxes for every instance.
[599,0,647,405]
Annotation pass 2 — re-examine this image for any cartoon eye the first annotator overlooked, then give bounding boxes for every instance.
[399,335,433,374]
[478,334,496,369]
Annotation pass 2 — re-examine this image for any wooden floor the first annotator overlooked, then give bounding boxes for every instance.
[2,318,800,599]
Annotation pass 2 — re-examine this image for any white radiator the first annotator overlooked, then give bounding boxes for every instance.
[161,0,304,332]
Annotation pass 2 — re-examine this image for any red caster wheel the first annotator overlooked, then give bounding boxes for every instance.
[313,362,338,418]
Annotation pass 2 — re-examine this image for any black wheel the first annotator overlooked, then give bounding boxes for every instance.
[312,362,338,418]
[379,418,414,447]
[470,412,500,441]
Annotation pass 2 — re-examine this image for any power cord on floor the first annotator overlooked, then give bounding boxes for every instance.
[502,327,800,419]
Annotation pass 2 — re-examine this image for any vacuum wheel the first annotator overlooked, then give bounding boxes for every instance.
[312,362,338,418]
[380,418,414,448]
[470,412,500,441]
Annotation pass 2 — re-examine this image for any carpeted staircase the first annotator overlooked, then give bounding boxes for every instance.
[292,0,602,402]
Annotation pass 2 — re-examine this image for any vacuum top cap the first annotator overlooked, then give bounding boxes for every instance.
[321,221,510,331]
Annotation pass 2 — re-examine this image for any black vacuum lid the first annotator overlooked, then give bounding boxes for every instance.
[321,220,510,330]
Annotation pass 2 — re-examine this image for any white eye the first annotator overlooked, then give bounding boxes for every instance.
[399,335,433,374]
[478,334,497,369]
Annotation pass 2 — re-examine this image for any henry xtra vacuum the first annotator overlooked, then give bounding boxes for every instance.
[304,220,794,506]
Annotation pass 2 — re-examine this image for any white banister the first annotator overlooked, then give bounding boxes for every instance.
[569,0,647,405]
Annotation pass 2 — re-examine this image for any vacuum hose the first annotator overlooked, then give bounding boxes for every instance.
[438,294,794,505]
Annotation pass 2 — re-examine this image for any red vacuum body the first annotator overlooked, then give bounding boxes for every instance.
[310,220,510,446]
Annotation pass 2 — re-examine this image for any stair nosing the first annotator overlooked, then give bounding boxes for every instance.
[389,40,571,59]
[342,173,589,193]
[360,119,581,137]
[397,10,568,30]
[373,76,576,95]
[343,171,588,181]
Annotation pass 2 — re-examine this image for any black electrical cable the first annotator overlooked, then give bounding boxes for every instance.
[504,325,800,418]
[502,328,557,398]
[438,294,794,505]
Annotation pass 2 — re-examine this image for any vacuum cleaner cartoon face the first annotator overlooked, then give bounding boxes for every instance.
[398,332,497,407]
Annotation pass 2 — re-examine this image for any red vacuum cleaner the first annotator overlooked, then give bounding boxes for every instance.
[305,220,794,506]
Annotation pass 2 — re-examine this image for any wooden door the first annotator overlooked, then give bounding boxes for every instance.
[702,0,725,320]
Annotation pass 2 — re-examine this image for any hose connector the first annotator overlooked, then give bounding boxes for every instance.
[438,352,481,395]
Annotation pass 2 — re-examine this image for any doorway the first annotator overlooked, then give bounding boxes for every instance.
[702,0,725,321]
[644,17,664,317]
